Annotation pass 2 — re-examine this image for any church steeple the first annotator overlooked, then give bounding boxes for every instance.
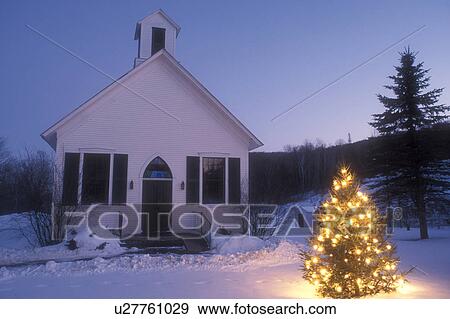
[134,9,181,67]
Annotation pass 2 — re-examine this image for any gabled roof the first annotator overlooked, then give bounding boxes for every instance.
[41,50,263,151]
[134,9,181,40]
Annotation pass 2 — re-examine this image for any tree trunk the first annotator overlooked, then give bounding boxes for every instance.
[416,189,429,239]
[409,128,429,240]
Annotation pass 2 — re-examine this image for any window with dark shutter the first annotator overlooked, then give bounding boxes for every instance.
[202,157,225,204]
[151,27,166,55]
[62,153,80,206]
[228,158,241,204]
[186,156,199,203]
[112,154,128,204]
[82,153,110,204]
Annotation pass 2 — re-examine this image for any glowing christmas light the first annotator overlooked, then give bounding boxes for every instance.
[302,166,405,298]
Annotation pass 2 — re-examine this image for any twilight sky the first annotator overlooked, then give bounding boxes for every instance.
[0,0,449,153]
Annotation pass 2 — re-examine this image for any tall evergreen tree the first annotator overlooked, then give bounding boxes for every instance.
[370,48,449,239]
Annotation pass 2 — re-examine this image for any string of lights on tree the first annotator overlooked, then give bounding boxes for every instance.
[302,166,406,298]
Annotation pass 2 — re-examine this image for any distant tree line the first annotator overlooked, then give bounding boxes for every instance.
[0,140,53,214]
[249,123,450,205]
[0,139,56,246]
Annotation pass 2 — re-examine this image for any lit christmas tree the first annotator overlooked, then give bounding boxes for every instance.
[302,167,405,298]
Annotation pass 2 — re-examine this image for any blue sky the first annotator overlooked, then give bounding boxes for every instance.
[0,0,449,152]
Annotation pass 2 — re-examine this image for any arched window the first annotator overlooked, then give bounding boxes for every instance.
[143,157,172,179]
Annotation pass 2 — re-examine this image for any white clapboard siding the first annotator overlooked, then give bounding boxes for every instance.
[53,52,253,230]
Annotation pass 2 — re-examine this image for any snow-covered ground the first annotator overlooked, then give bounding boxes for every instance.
[0,213,132,266]
[0,212,449,298]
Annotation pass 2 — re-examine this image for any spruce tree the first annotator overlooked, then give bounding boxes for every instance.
[370,48,449,239]
[303,167,404,298]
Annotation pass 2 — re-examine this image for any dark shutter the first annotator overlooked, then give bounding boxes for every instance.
[186,156,199,203]
[62,153,80,206]
[112,154,128,204]
[203,157,225,204]
[228,158,241,204]
[82,153,110,204]
[151,27,166,55]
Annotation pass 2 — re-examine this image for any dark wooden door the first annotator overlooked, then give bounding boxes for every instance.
[142,180,172,235]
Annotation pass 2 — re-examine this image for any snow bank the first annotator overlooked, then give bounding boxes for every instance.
[1,227,450,298]
[217,240,304,272]
[0,213,127,266]
[0,239,304,280]
[213,236,266,254]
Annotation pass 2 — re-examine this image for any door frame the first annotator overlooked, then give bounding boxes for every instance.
[139,153,175,204]
[140,155,174,234]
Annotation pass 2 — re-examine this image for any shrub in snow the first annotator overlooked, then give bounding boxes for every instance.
[66,239,78,250]
[65,224,121,253]
[95,242,107,250]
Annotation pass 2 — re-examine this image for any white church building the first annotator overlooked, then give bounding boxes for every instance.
[41,9,262,249]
